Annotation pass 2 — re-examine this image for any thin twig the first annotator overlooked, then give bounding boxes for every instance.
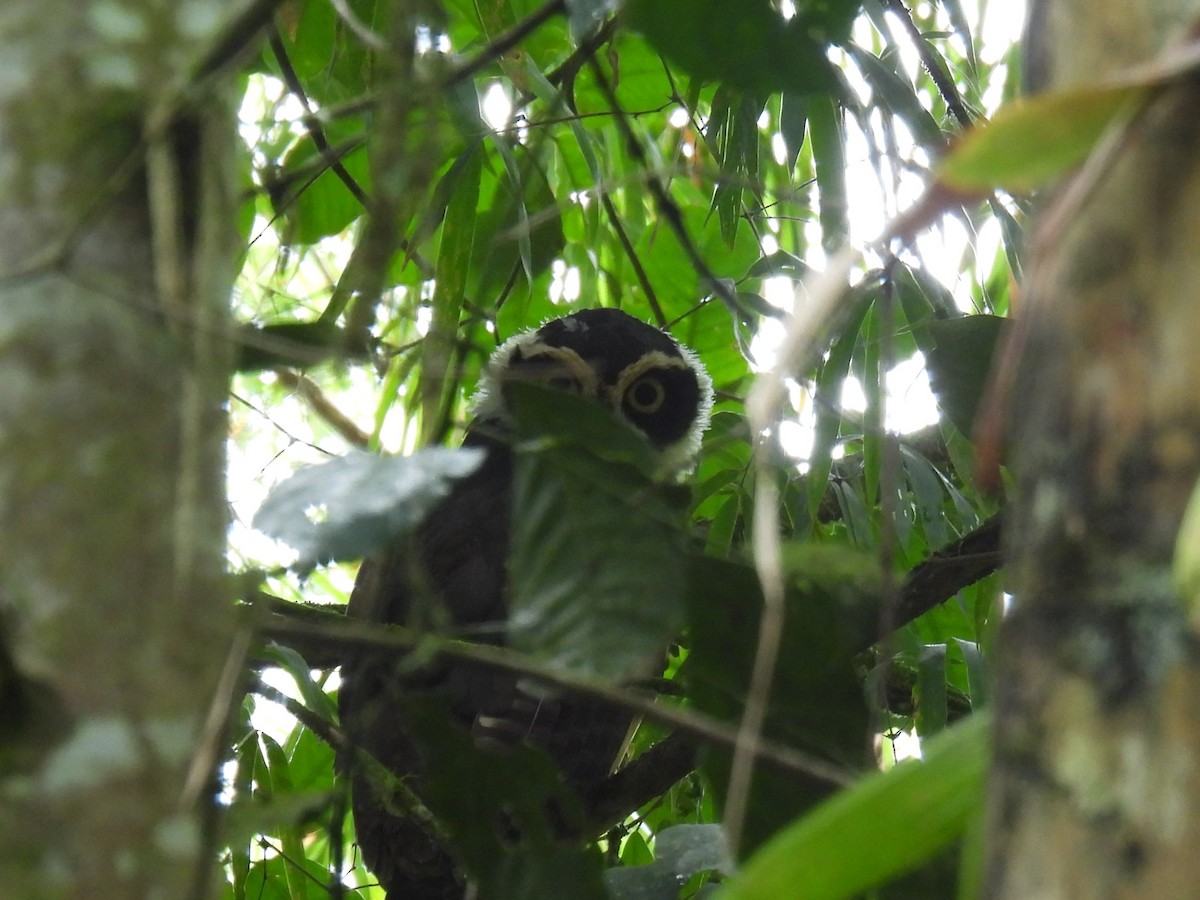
[883,0,973,128]
[269,29,369,206]
[327,0,388,53]
[585,56,740,324]
[444,0,567,86]
[252,679,347,753]
[732,244,864,856]
[870,257,901,742]
[260,613,855,789]
[273,369,372,448]
[599,192,664,323]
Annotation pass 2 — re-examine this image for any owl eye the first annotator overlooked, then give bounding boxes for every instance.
[626,375,666,414]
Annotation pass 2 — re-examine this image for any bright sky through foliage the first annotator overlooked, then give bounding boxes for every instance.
[230,0,1026,743]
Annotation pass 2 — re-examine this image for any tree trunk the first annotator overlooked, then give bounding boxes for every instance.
[988,3,1200,896]
[0,3,242,896]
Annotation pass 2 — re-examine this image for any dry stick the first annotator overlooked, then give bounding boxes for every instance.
[273,369,372,448]
[732,245,865,858]
[871,258,903,746]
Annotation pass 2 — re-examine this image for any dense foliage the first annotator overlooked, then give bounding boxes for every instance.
[226,1,1024,897]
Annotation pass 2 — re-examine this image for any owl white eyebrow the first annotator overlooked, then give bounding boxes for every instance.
[611,350,693,400]
[510,344,600,393]
[471,338,599,423]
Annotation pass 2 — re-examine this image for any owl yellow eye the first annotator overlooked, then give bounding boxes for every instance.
[626,376,666,413]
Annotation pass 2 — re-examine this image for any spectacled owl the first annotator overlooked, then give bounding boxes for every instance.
[338,308,713,897]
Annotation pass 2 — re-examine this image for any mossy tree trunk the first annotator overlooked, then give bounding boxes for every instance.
[988,3,1200,896]
[0,2,244,896]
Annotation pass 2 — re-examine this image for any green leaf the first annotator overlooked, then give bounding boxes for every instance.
[832,478,872,547]
[420,142,483,441]
[470,143,565,304]
[708,88,764,246]
[925,315,1009,438]
[846,44,944,149]
[573,30,681,114]
[606,824,731,899]
[683,553,874,851]
[626,0,851,95]
[779,92,808,172]
[808,94,847,251]
[258,644,338,723]
[807,294,868,524]
[234,854,332,900]
[954,638,989,709]
[937,85,1144,192]
[914,643,948,737]
[634,182,760,319]
[252,448,485,568]
[507,384,690,679]
[275,120,369,244]
[524,58,602,186]
[747,249,810,280]
[900,445,948,549]
[719,713,989,900]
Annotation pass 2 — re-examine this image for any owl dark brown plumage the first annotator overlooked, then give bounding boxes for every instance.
[337,308,712,897]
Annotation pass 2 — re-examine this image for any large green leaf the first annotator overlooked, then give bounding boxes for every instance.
[470,142,566,306]
[937,85,1144,192]
[573,30,682,114]
[719,713,989,900]
[626,0,856,96]
[273,0,385,104]
[634,182,761,319]
[275,121,369,245]
[606,824,731,898]
[683,549,877,852]
[925,315,1009,438]
[252,448,485,568]
[507,384,691,679]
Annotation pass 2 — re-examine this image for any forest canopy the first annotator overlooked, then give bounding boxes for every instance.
[223,2,1023,897]
[11,0,1200,896]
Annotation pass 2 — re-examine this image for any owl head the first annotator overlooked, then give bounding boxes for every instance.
[472,308,713,473]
